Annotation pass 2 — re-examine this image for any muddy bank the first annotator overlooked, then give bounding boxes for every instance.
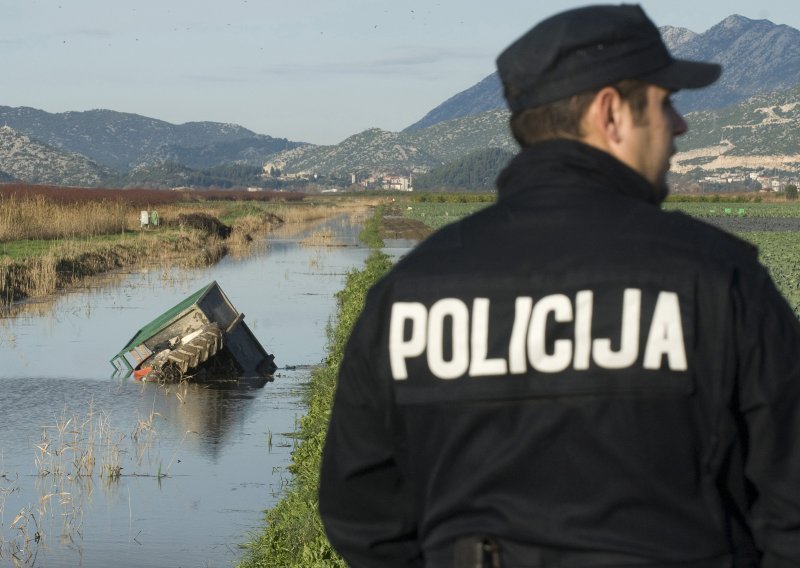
[0,211,285,308]
[381,211,433,241]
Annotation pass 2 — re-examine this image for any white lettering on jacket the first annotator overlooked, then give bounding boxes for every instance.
[388,289,687,380]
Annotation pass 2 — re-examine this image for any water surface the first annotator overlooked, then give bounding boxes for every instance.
[0,216,374,567]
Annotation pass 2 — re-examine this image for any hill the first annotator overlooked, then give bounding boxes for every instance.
[273,110,515,177]
[275,83,800,187]
[0,106,306,171]
[0,122,305,189]
[0,126,110,186]
[669,15,800,113]
[404,74,504,132]
[413,148,515,191]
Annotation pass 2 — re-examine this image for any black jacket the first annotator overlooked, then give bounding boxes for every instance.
[319,140,800,567]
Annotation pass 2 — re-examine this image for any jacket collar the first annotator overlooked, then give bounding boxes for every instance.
[496,139,668,205]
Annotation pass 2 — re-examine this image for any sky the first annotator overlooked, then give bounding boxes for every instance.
[2,1,799,146]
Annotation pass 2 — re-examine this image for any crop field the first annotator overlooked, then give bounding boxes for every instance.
[661,202,800,313]
[744,232,800,313]
[401,199,800,317]
[663,201,800,218]
[402,202,491,229]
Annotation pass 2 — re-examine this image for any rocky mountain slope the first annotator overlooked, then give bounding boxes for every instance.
[404,73,504,132]
[668,15,800,113]
[672,84,800,174]
[277,14,800,179]
[405,15,800,130]
[0,126,110,186]
[274,110,514,175]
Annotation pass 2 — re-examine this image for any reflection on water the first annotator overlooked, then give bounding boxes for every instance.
[0,214,395,568]
[148,378,274,461]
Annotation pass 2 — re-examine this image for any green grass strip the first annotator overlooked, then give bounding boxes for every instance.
[238,209,392,567]
[358,204,385,249]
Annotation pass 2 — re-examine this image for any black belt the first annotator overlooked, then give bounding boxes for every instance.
[426,536,758,568]
[453,536,501,568]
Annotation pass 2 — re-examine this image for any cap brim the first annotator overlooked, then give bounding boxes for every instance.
[640,59,721,91]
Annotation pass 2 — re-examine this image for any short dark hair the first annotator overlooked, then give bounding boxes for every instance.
[509,79,650,147]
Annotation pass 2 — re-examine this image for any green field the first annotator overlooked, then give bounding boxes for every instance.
[400,199,800,317]
[402,202,491,229]
[745,232,800,314]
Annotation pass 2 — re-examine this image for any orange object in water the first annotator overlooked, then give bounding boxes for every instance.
[133,366,153,381]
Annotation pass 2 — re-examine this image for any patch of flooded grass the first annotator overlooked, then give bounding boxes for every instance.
[0,398,173,562]
[300,228,343,248]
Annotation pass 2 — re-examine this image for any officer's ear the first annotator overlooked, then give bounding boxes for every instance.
[581,86,634,157]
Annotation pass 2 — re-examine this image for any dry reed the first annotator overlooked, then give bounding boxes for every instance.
[300,227,342,247]
[0,195,132,241]
[267,203,364,224]
[227,211,284,247]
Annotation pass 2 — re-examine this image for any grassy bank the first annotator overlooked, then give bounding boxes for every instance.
[238,208,391,568]
[0,217,254,306]
[0,231,226,305]
[0,188,382,307]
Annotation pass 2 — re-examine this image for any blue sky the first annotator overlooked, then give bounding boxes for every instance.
[2,1,799,145]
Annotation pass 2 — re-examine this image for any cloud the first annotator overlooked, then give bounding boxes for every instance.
[183,73,253,84]
[372,46,487,67]
[255,46,489,78]
[68,28,115,38]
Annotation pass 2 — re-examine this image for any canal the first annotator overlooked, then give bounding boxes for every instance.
[0,215,383,567]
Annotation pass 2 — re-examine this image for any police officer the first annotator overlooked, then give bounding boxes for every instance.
[319,5,800,567]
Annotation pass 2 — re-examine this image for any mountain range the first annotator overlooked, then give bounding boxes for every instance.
[406,15,800,130]
[1,14,799,189]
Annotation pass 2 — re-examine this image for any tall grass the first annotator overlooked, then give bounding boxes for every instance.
[0,187,307,245]
[0,195,131,241]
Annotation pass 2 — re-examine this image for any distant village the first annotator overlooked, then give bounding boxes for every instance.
[261,159,414,192]
[676,169,800,195]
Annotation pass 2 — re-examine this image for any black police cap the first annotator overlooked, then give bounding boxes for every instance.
[496,4,721,113]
